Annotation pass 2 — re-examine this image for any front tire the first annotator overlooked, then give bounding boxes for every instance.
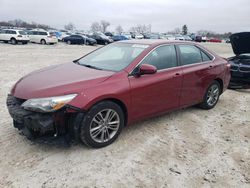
[199,81,221,109]
[80,101,124,148]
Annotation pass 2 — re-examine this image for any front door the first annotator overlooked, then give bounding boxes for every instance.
[129,45,183,121]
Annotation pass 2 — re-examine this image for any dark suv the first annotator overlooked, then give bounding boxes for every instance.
[228,32,250,89]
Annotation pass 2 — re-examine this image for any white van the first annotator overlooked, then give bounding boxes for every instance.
[0,29,30,44]
[28,30,58,44]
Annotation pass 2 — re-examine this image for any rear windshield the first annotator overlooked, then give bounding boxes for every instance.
[49,32,56,36]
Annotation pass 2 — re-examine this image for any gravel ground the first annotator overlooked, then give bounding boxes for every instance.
[0,42,249,188]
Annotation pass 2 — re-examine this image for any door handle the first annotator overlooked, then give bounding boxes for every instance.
[208,65,213,69]
[173,73,181,77]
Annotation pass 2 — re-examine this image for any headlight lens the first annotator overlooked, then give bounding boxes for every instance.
[21,94,77,113]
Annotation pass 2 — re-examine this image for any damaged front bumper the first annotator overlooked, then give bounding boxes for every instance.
[6,94,82,144]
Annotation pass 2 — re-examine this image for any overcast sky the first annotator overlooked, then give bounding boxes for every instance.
[0,0,249,33]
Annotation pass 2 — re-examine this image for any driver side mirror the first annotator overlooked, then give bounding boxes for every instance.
[137,64,157,76]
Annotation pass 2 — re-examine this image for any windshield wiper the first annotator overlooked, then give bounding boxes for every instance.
[81,64,103,70]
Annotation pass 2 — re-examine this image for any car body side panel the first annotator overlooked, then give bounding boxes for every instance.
[179,61,218,106]
[128,67,183,122]
[67,71,133,123]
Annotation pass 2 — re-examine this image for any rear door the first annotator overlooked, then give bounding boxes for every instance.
[129,45,183,121]
[177,44,215,107]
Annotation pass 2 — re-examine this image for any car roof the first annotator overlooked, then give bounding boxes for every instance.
[117,39,196,46]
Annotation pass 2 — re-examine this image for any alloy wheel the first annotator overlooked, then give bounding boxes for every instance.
[206,84,220,106]
[90,109,120,143]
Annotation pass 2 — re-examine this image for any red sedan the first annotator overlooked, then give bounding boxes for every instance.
[7,40,231,148]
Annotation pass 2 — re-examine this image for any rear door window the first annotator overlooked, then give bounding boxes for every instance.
[179,45,202,65]
[201,50,212,61]
[178,45,212,65]
[38,32,47,35]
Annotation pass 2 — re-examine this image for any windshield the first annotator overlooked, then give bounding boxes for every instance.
[78,43,149,71]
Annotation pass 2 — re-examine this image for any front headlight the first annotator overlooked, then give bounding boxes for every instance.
[21,94,77,113]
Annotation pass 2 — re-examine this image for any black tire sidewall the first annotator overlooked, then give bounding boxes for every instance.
[201,81,221,109]
[41,39,46,45]
[11,38,16,45]
[80,101,124,148]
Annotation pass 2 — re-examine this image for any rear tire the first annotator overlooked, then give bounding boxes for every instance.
[79,101,124,148]
[199,80,221,109]
[41,39,46,45]
[10,38,17,45]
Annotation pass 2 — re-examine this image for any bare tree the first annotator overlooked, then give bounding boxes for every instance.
[64,22,75,31]
[100,20,110,33]
[91,22,101,32]
[174,27,181,34]
[130,24,151,34]
[116,25,123,34]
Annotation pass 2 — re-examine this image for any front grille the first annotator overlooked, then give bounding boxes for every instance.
[239,66,250,73]
[230,65,238,71]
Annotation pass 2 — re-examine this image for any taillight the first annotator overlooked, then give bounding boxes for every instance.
[47,35,52,38]
[17,35,22,37]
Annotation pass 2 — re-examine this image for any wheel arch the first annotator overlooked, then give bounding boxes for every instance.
[88,98,128,126]
[10,37,16,41]
[214,78,223,94]
[40,38,46,43]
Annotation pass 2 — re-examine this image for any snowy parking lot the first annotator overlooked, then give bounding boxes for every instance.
[0,42,249,187]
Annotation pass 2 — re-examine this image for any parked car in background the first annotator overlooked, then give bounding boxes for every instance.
[175,35,185,40]
[131,33,144,39]
[53,31,63,41]
[112,35,129,41]
[104,32,114,37]
[208,38,222,43]
[183,35,192,41]
[60,32,71,40]
[63,35,97,45]
[164,34,176,40]
[202,36,207,42]
[122,33,132,39]
[144,33,161,39]
[228,32,250,89]
[88,33,112,45]
[134,33,144,39]
[28,30,58,45]
[7,40,230,148]
[0,29,29,44]
[225,39,231,43]
[195,35,202,42]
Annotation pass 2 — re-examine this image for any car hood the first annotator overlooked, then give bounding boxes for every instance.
[230,32,250,55]
[11,62,114,99]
